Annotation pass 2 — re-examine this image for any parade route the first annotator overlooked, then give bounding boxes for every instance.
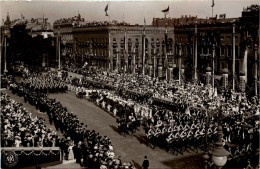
[48,91,204,169]
[2,82,204,169]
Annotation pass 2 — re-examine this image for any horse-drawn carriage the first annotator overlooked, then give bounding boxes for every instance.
[116,117,140,136]
[76,90,86,99]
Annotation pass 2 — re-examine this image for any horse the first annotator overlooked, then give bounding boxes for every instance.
[116,118,128,136]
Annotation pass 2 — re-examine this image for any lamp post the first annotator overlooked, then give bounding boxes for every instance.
[203,103,210,169]
[209,125,230,169]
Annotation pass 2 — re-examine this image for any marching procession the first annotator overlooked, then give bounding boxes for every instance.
[67,68,259,169]
[5,73,137,169]
[3,64,258,168]
[1,1,259,169]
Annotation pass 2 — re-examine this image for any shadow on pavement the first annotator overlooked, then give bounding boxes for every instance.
[133,134,149,146]
[161,153,204,169]
[109,125,126,136]
[132,160,142,169]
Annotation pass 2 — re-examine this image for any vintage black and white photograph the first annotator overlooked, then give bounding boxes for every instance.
[0,0,259,169]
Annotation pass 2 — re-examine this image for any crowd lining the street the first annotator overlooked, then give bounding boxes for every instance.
[68,68,259,169]
[6,73,136,169]
[2,68,260,169]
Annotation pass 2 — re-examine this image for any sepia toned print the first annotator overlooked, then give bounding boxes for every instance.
[1,1,259,169]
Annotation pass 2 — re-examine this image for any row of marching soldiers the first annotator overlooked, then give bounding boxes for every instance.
[88,88,259,169]
[20,73,67,94]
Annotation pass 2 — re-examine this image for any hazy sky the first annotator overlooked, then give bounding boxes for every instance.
[0,0,258,26]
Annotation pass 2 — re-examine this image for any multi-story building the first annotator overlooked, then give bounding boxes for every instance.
[53,4,259,90]
[152,4,259,88]
[54,19,175,78]
[1,14,56,70]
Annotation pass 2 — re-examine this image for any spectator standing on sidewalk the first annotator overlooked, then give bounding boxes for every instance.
[142,155,149,169]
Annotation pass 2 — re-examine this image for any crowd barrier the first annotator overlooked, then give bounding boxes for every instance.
[1,147,61,169]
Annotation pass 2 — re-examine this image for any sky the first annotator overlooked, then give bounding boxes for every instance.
[0,0,259,26]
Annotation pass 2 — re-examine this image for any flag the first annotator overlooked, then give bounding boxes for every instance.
[105,4,109,16]
[144,17,146,25]
[161,6,169,14]
[211,0,215,7]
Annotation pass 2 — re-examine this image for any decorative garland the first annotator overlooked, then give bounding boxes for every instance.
[1,149,60,156]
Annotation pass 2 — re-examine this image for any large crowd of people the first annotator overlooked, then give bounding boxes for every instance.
[1,93,59,148]
[2,66,259,168]
[7,73,136,169]
[67,68,259,168]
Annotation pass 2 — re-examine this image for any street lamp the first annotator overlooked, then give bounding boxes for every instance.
[209,125,230,169]
[202,102,210,169]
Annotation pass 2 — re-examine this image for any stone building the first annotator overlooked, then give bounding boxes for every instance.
[54,20,175,78]
[152,4,259,92]
[53,4,259,91]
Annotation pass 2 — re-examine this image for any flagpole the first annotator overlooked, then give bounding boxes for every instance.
[108,31,111,71]
[232,22,235,91]
[143,35,145,76]
[58,26,61,70]
[179,45,182,85]
[212,44,215,89]
[212,5,213,18]
[154,48,156,77]
[211,0,214,18]
[124,28,127,74]
[165,23,168,81]
[194,21,198,82]
[108,2,110,24]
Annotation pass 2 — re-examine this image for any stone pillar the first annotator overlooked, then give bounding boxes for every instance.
[125,59,128,73]
[206,67,212,86]
[181,65,185,78]
[116,48,119,71]
[254,46,258,96]
[222,68,229,90]
[239,72,246,93]
[158,61,163,78]
[119,53,122,72]
[149,64,153,77]
[241,48,248,83]
[133,48,136,74]
[154,50,157,77]
[169,63,173,80]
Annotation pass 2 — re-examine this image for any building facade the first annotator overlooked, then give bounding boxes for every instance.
[53,4,259,90]
[153,4,259,88]
[54,20,175,78]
